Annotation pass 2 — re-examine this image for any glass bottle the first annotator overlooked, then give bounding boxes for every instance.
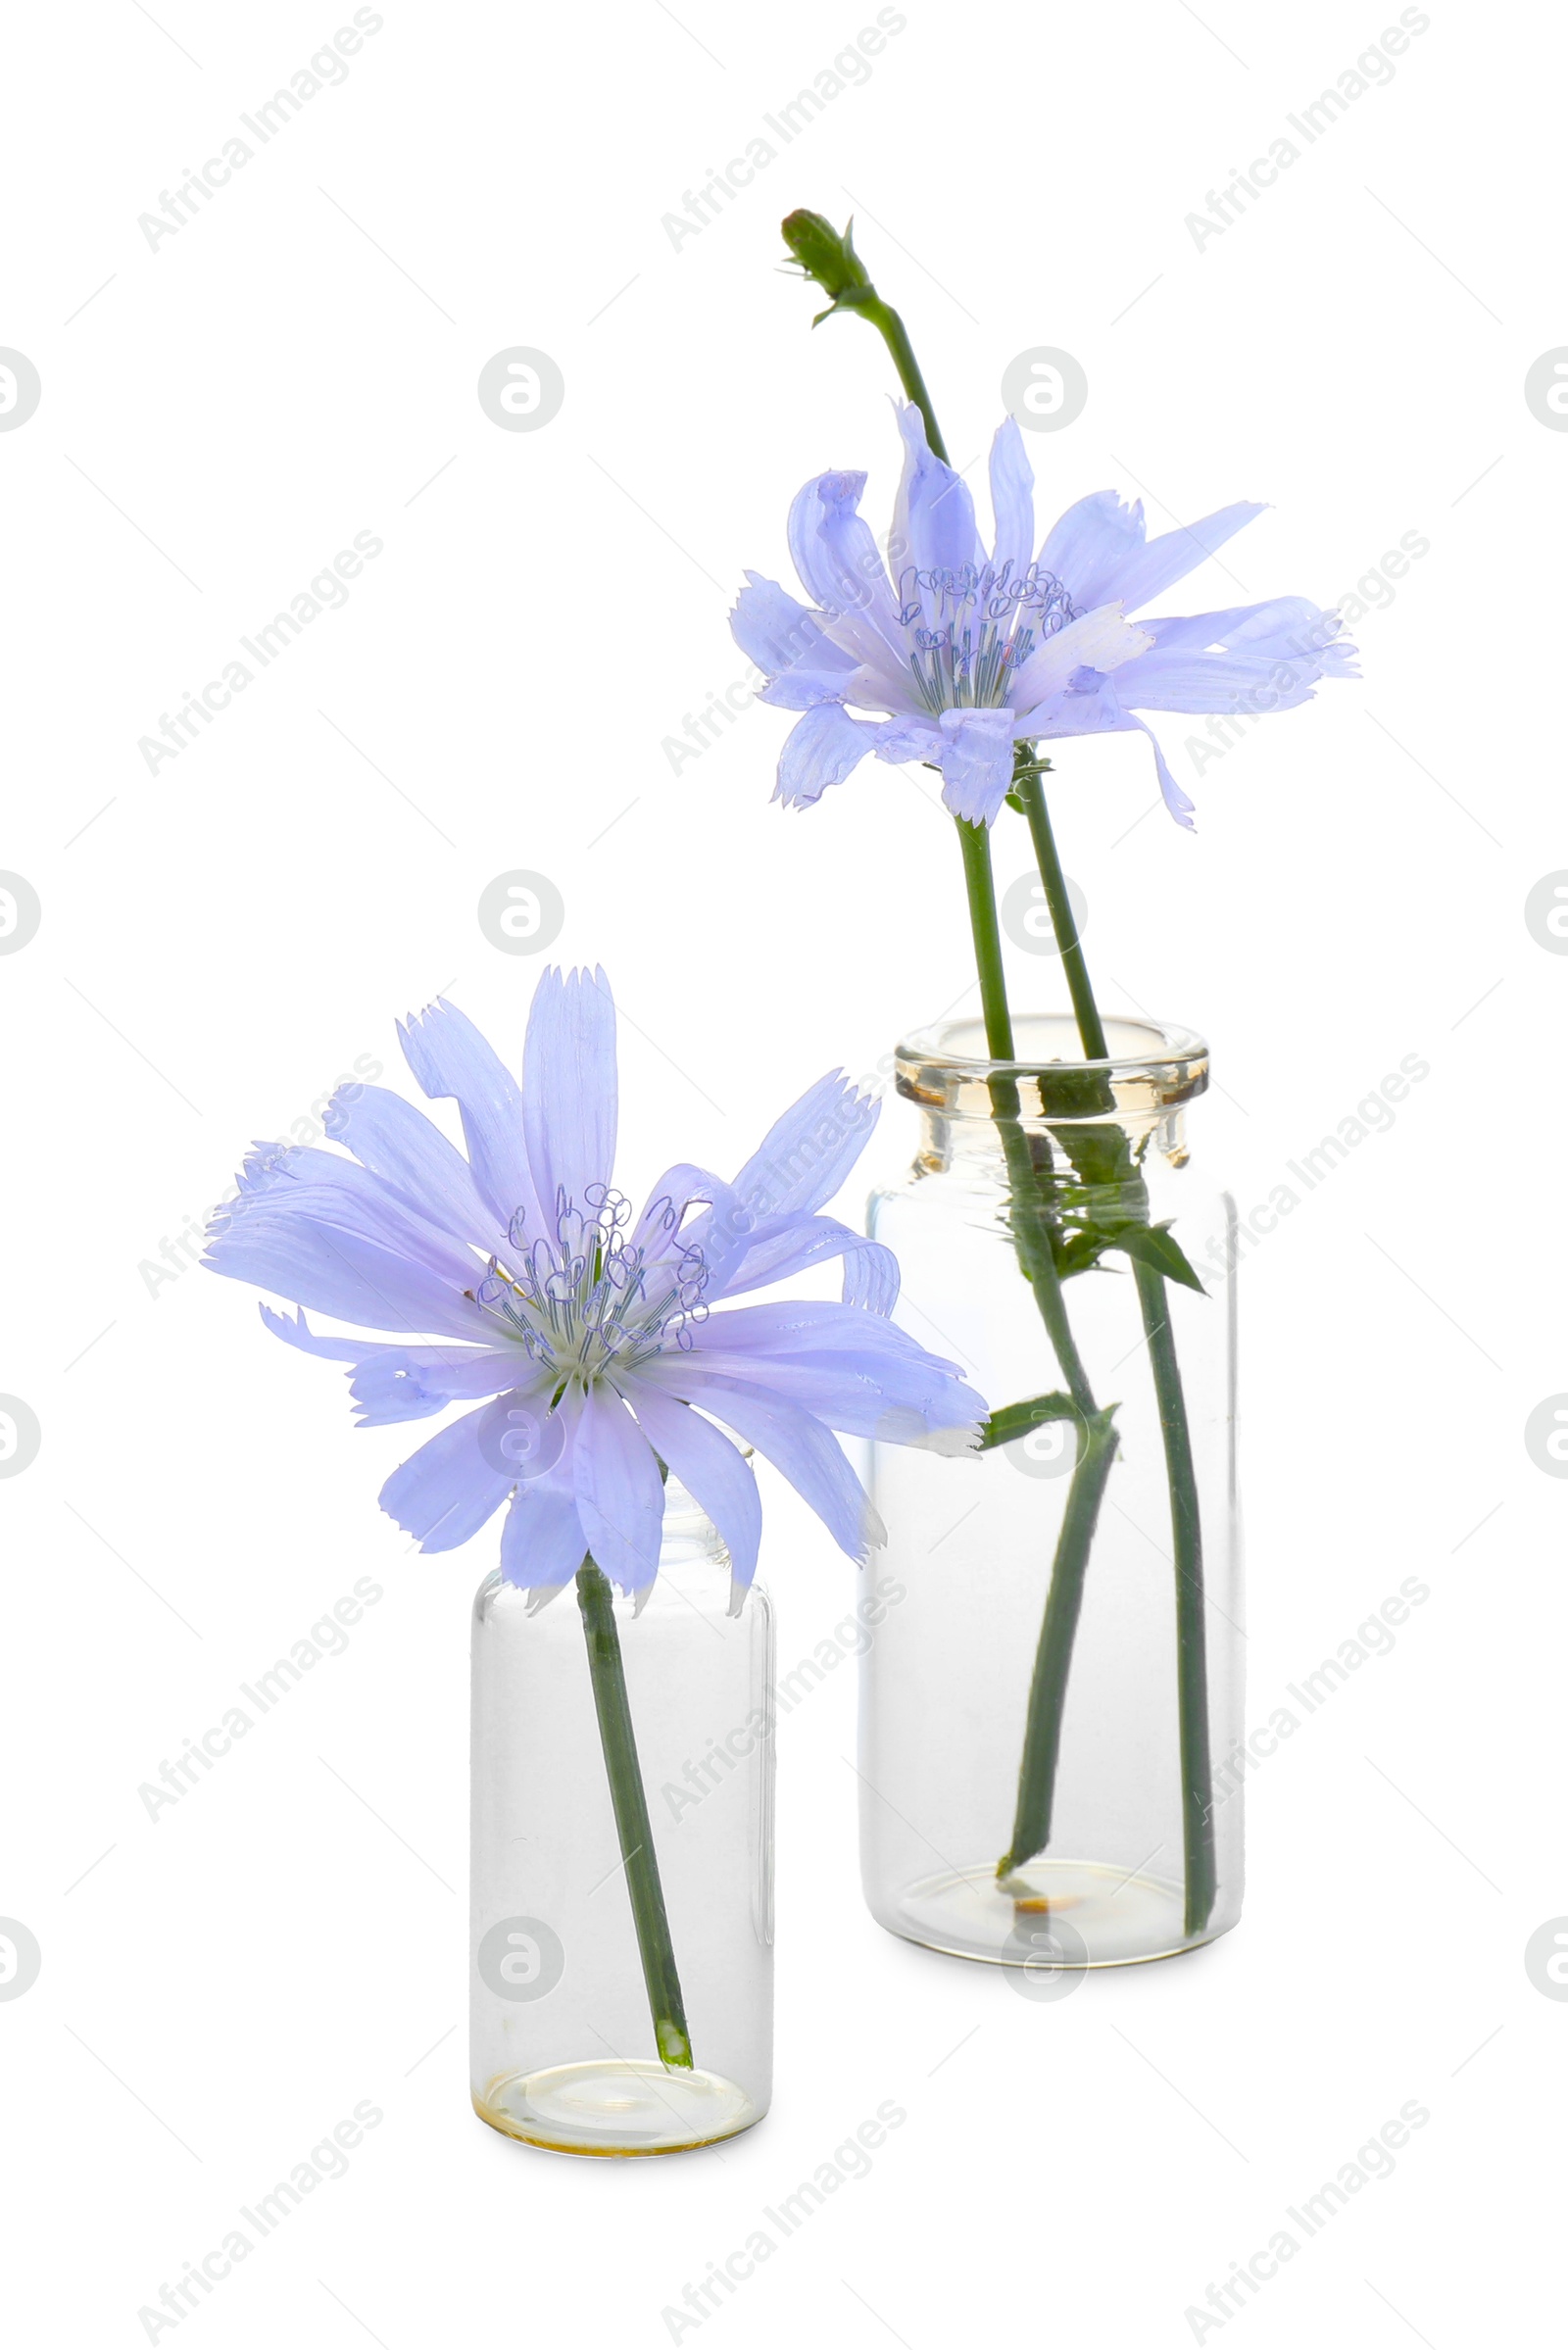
[471,1481,773,2152]
[860,1014,1242,1968]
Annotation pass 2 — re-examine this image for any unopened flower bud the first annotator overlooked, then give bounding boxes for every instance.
[780,211,875,317]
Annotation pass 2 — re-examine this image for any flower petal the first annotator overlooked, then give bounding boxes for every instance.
[1125,599,1357,693]
[785,471,892,619]
[893,404,982,587]
[260,1303,387,1362]
[680,1300,983,1439]
[522,965,617,1216]
[640,1363,882,1564]
[936,708,1016,828]
[870,713,944,766]
[690,1299,940,1357]
[989,416,1036,591]
[786,471,906,675]
[1006,602,1153,714]
[1109,647,1332,715]
[207,1206,489,1341]
[218,1145,478,1284]
[729,570,849,678]
[348,1346,536,1428]
[1140,594,1329,659]
[1037,492,1148,610]
[1085,500,1267,614]
[378,1400,515,1552]
[621,1379,761,1589]
[574,1382,664,1592]
[500,1467,587,1591]
[258,1305,525,1422]
[894,403,982,612]
[726,1071,878,1222]
[774,703,879,808]
[710,1214,899,1315]
[324,1083,502,1251]
[756,668,854,713]
[676,1346,984,1444]
[629,1163,735,1256]
[398,999,536,1237]
[1129,717,1197,829]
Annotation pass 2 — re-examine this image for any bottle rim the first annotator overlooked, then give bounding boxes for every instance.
[896,1013,1208,1121]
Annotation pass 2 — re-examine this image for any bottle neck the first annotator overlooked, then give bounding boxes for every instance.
[917,1102,1194,1178]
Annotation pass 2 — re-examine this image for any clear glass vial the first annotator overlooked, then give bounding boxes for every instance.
[471,1482,773,2153]
[861,1015,1242,1969]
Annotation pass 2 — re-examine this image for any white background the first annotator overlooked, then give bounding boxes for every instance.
[2,0,1561,2342]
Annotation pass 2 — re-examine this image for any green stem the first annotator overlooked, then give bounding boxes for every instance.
[1015,756,1217,1934]
[1014,764,1107,1060]
[857,294,949,462]
[575,1557,693,2067]
[953,814,1118,1883]
[955,810,1013,1056]
[1131,1263,1216,1935]
[955,816,1095,1419]
[996,1407,1120,1881]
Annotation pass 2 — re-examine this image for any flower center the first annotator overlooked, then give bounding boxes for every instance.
[472,1184,710,1387]
[897,559,1081,712]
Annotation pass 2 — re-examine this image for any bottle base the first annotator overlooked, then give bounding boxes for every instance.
[473,2058,763,2156]
[871,1855,1235,1968]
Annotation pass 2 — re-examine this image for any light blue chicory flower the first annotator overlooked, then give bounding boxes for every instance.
[732,402,1357,829]
[206,969,983,1596]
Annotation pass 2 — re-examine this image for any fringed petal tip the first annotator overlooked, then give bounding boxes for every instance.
[823,1065,882,1126]
[382,1502,500,1558]
[843,1492,888,1567]
[396,995,452,1042]
[912,1419,986,1459]
[379,1498,433,1552]
[223,1139,306,1202]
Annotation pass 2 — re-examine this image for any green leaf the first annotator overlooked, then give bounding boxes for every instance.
[979,1392,1082,1451]
[1054,1230,1113,1280]
[1050,1116,1130,1185]
[1110,1221,1206,1294]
